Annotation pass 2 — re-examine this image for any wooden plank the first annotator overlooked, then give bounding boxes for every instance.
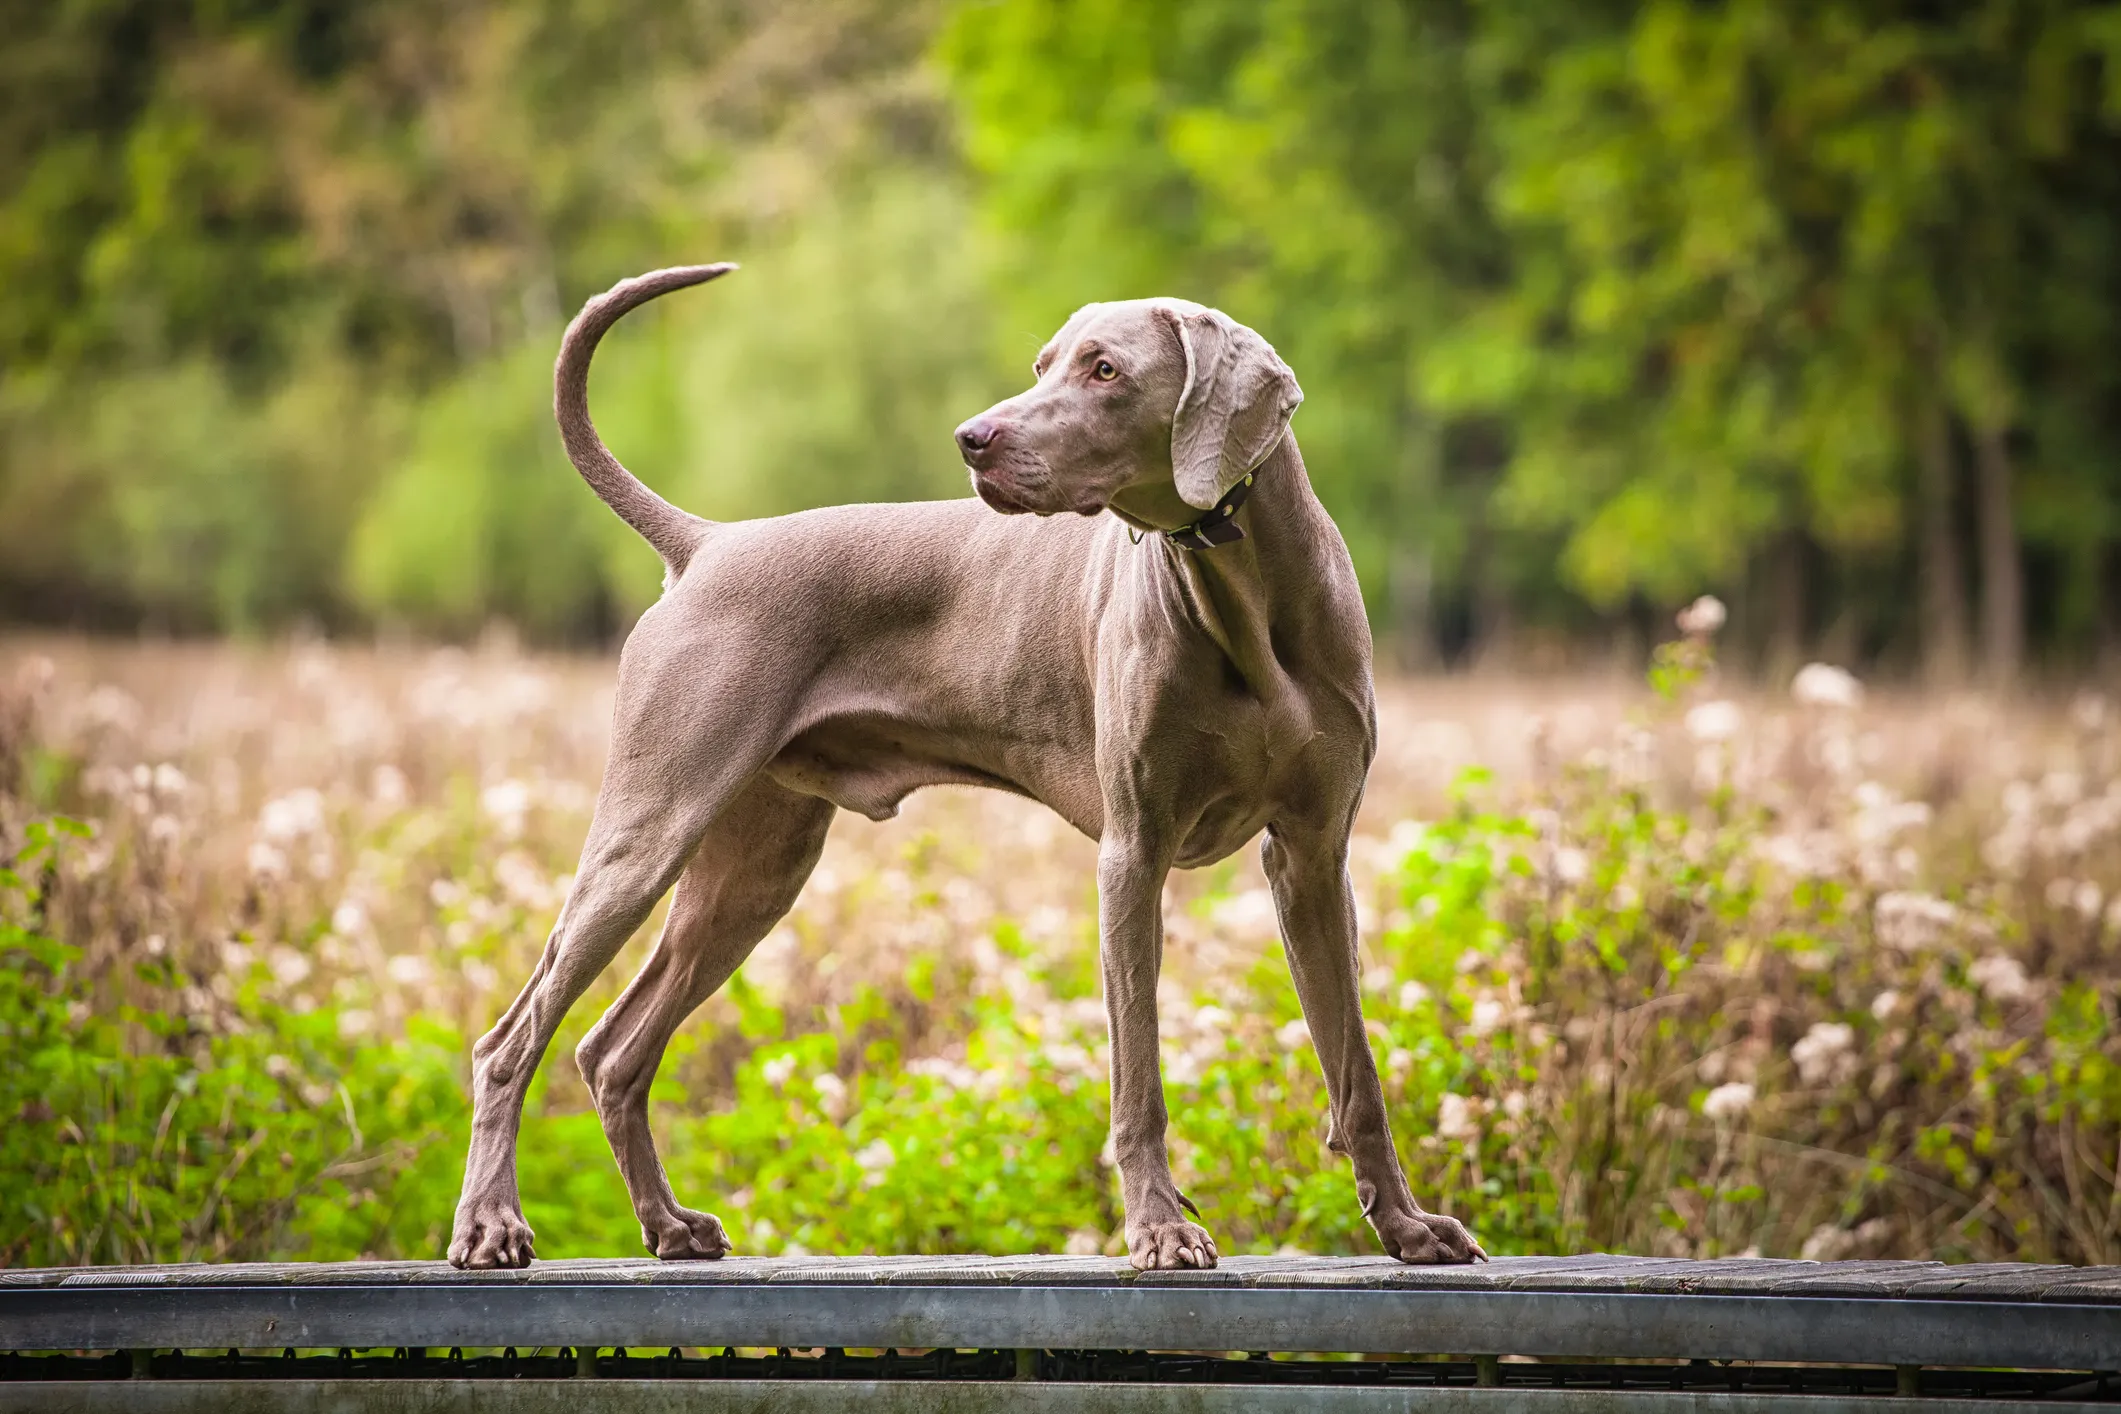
[9,1254,2121,1301]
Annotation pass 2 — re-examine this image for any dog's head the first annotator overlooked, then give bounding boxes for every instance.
[954,300,1302,521]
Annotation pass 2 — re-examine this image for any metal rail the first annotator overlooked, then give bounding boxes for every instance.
[4,1282,2118,1371]
[6,1381,2120,1414]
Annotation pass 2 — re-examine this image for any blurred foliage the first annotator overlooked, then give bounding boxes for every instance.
[7,754,2117,1264]
[943,0,2121,674]
[4,0,2121,675]
[4,628,2118,1264]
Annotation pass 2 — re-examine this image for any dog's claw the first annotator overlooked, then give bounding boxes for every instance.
[448,1202,536,1270]
[1377,1209,1482,1266]
[1130,1218,1219,1272]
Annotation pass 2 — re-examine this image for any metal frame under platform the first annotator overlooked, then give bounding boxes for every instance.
[3,1254,2118,1411]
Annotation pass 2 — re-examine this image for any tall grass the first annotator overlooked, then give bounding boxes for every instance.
[1,628,2115,1267]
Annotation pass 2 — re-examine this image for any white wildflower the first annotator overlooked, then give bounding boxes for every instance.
[1675,595,1727,637]
[1192,1004,1233,1033]
[1791,1022,1855,1085]
[2041,771,2084,806]
[268,948,312,987]
[1792,663,1863,709]
[1874,892,1957,951]
[2074,881,2104,920]
[494,850,555,910]
[762,1054,797,1088]
[1211,889,1280,937]
[371,764,410,809]
[337,1009,374,1039]
[1870,990,1902,1021]
[854,1139,895,1176]
[482,779,533,837]
[813,1072,849,1120]
[1275,1017,1312,1052]
[331,900,367,937]
[1684,700,1742,744]
[1435,1092,1477,1140]
[1702,1081,1756,1121]
[258,788,327,843]
[1967,954,2030,1004]
[1501,1091,1529,1120]
[1468,997,1507,1036]
[247,841,289,879]
[82,685,141,732]
[1397,980,1432,1011]
[1384,820,1430,867]
[1553,846,1589,886]
[386,955,429,986]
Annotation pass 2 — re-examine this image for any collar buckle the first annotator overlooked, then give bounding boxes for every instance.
[1166,473,1255,552]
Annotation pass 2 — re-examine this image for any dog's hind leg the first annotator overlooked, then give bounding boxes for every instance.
[576,775,834,1259]
[448,634,793,1270]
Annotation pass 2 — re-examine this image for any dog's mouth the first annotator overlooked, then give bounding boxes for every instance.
[968,452,1063,514]
[971,472,1034,514]
[969,453,1112,520]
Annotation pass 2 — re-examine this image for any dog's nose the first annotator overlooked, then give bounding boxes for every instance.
[955,416,1001,460]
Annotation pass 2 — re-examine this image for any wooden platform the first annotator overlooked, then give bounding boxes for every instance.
[8,1251,2121,1301]
[5,1255,2120,1412]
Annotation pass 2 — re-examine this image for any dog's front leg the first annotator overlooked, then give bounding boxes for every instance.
[1263,820,1485,1264]
[1098,835,1217,1270]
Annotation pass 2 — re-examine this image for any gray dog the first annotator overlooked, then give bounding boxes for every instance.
[446,264,1483,1271]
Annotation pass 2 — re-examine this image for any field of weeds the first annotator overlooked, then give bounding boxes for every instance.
[2,624,2117,1270]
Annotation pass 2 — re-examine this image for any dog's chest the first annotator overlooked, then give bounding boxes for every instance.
[1158,691,1338,869]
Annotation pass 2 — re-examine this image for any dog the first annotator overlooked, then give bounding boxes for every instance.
[446,264,1483,1271]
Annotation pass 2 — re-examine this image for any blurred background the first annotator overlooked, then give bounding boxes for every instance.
[5,0,2120,680]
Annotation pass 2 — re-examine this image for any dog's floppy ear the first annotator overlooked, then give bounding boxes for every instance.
[1166,307,1303,510]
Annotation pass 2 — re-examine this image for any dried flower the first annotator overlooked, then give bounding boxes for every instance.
[1874,892,1957,951]
[1685,700,1742,744]
[1675,595,1727,637]
[1702,1081,1756,1121]
[1791,1022,1854,1084]
[1435,1092,1477,1140]
[1967,954,2030,1004]
[1792,663,1864,709]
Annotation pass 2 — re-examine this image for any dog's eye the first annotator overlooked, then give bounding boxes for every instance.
[1093,360,1118,381]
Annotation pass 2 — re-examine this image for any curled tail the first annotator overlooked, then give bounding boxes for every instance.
[554,263,734,575]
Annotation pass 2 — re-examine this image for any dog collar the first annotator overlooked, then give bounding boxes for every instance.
[1166,473,1255,551]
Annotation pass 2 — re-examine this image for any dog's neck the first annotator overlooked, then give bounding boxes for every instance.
[1108,436,1333,706]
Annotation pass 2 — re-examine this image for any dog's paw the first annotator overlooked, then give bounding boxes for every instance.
[1376,1209,1486,1265]
[448,1202,536,1269]
[643,1206,731,1261]
[1129,1219,1220,1271]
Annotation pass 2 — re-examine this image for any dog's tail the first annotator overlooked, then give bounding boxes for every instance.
[554,263,734,576]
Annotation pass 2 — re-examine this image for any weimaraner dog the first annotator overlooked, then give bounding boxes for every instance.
[446,263,1483,1271]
